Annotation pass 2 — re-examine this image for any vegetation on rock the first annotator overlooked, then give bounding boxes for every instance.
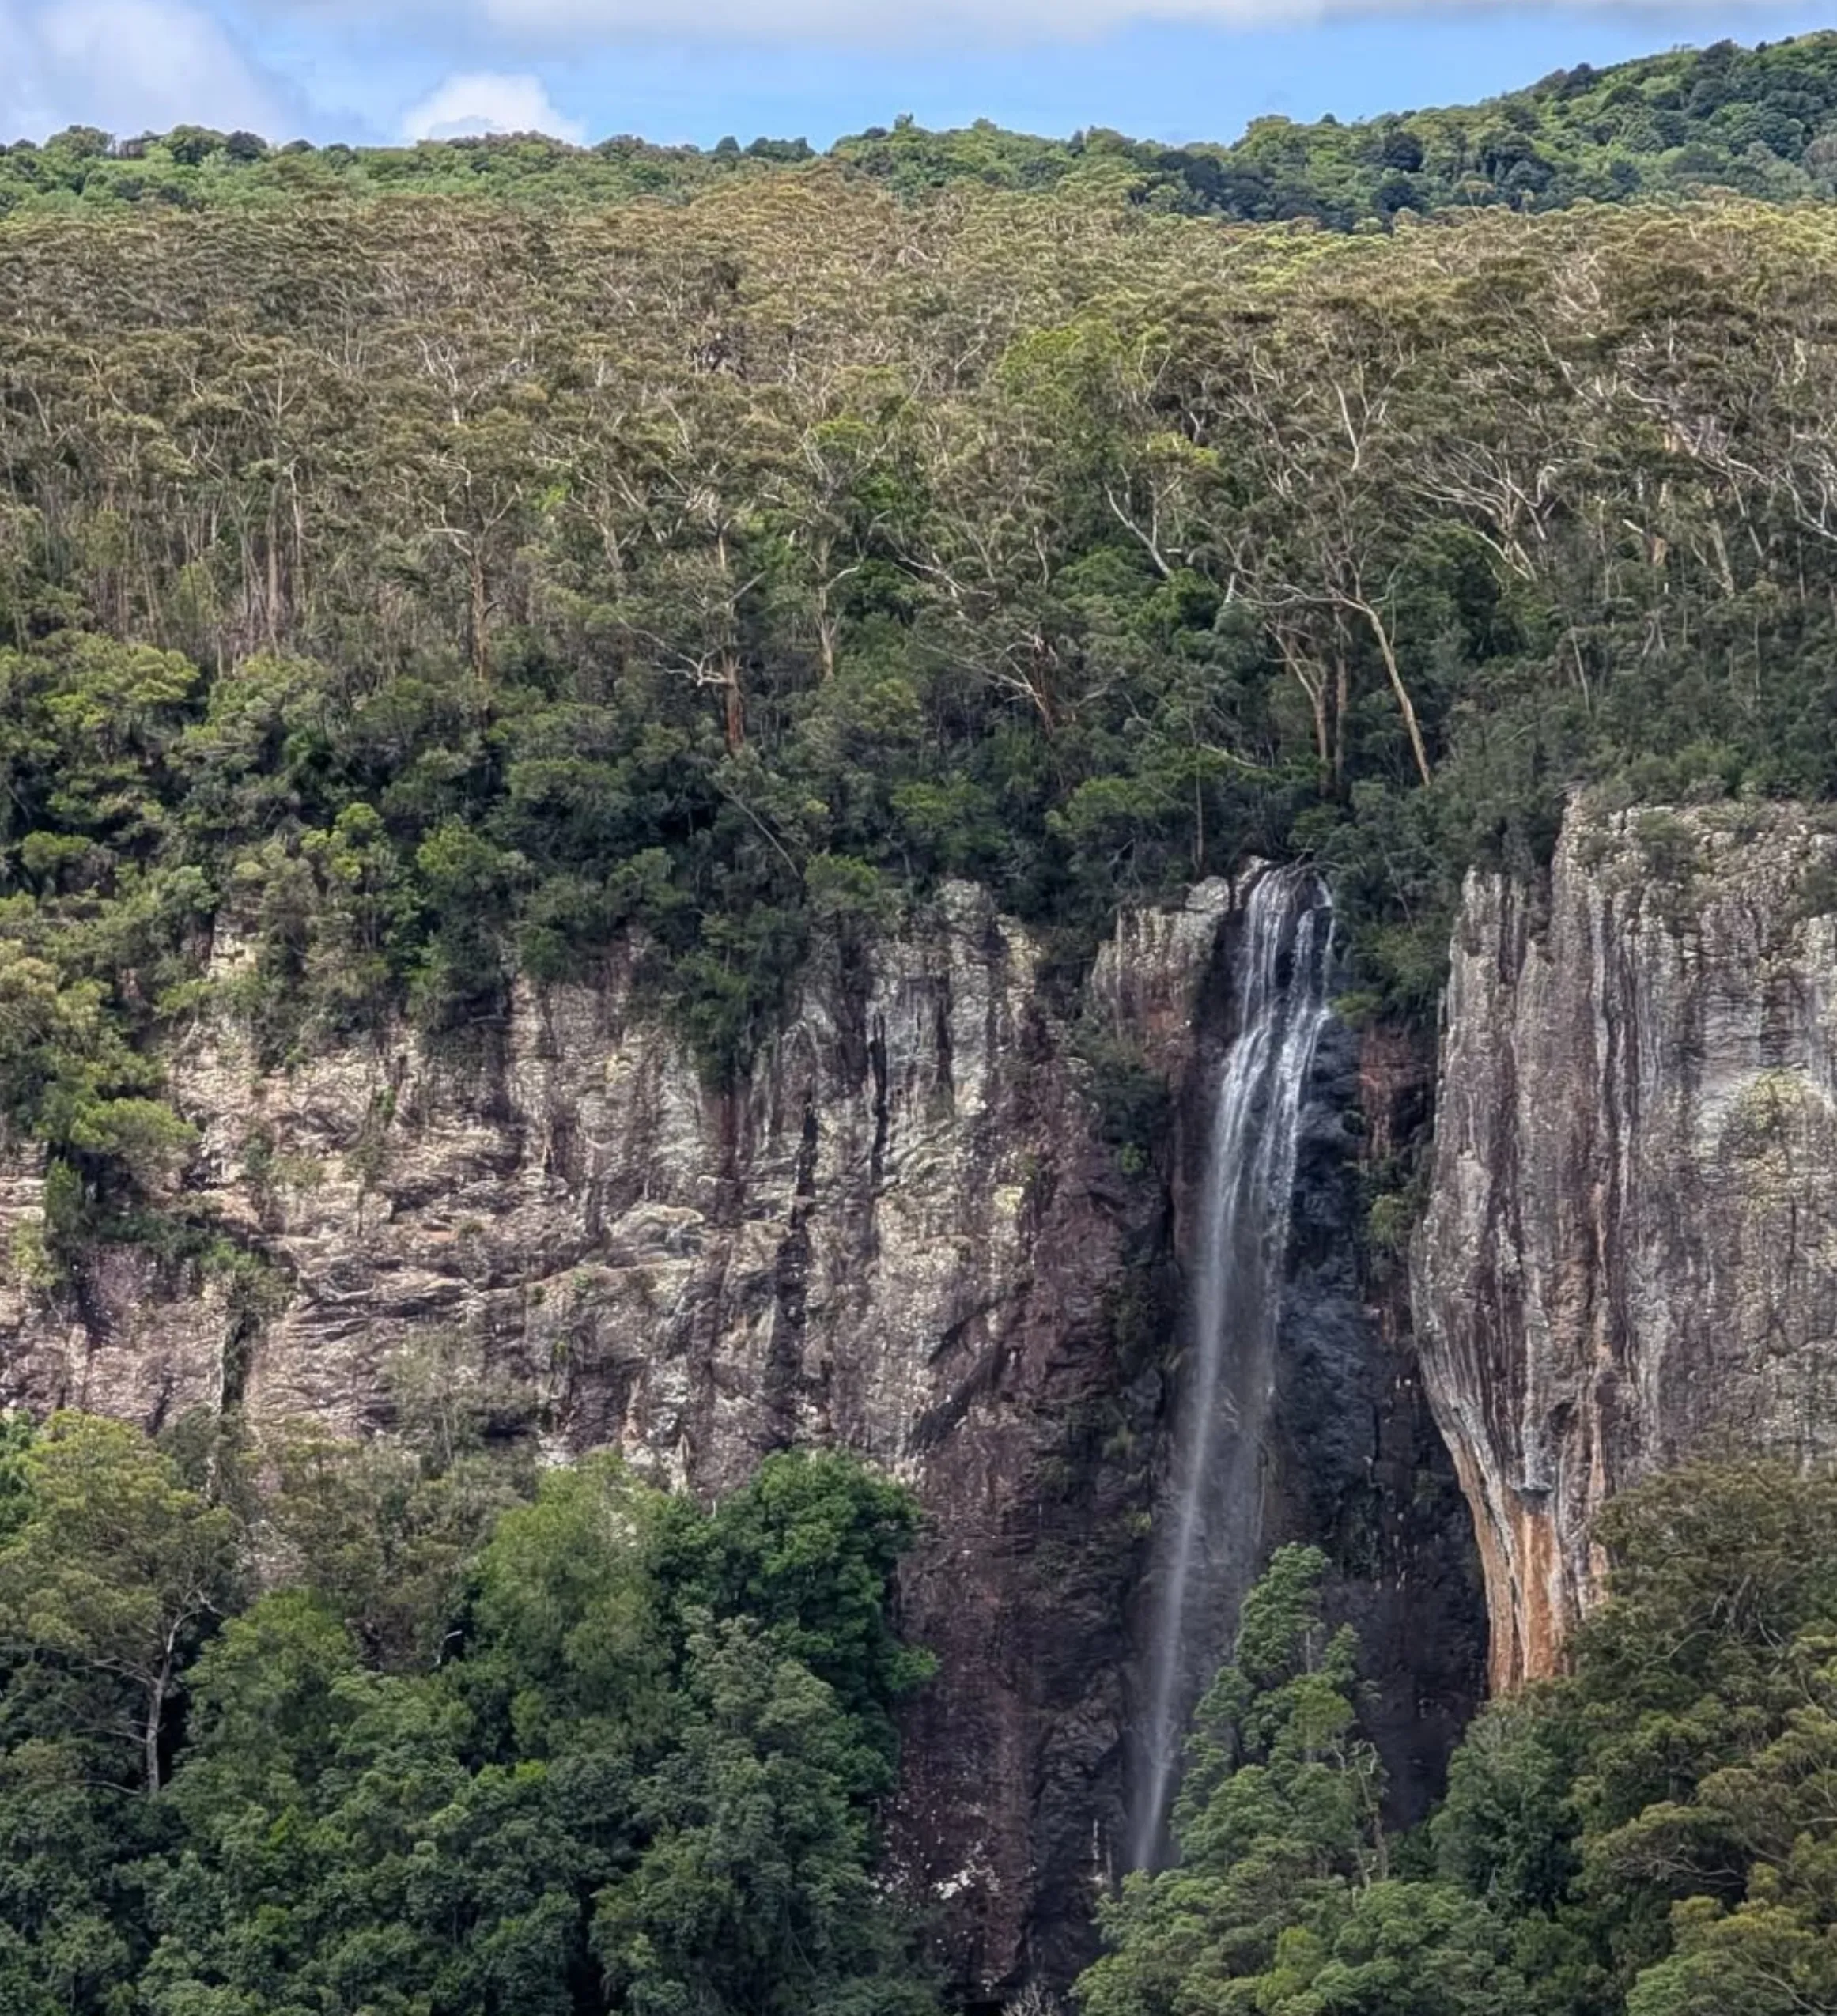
[1086,1466,1837,2016]
[9,114,1837,1236]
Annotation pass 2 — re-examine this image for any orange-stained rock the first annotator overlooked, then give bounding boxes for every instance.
[1416,800,1837,1691]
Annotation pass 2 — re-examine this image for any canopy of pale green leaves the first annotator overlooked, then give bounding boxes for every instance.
[6,176,1837,1255]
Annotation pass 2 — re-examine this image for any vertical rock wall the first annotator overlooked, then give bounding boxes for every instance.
[1276,1012,1485,1821]
[0,870,1484,1992]
[0,882,1229,1994]
[1416,803,1837,1690]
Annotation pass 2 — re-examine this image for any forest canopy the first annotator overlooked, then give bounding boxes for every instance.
[7,30,1837,224]
[0,1410,938,2016]
[1083,1464,1837,2016]
[7,169,1837,1243]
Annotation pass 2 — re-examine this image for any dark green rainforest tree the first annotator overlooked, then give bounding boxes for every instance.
[1083,1467,1837,2016]
[1082,1547,1532,2016]
[0,1417,939,2016]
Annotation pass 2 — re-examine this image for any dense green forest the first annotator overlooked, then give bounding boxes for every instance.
[1083,1464,1837,2016]
[10,33,1837,2014]
[0,1409,939,2015]
[7,30,1837,224]
[6,169,1837,1249]
[3,1415,1828,2015]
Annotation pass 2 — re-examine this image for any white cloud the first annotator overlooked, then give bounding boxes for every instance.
[482,0,1293,32]
[461,0,1803,43]
[0,0,297,139]
[400,69,584,139]
[235,0,1811,55]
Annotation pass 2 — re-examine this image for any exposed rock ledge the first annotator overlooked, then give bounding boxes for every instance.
[1416,802,1837,1691]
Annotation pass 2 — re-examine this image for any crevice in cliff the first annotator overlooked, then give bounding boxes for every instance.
[761,1104,822,1451]
[1128,877,1486,1863]
[867,1010,891,1202]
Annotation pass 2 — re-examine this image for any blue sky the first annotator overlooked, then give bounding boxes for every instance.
[2,0,1835,151]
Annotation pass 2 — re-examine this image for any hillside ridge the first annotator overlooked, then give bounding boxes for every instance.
[5,27,1837,224]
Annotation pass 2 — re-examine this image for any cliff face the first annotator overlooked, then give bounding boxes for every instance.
[0,880,1237,1993]
[1275,1012,1484,1824]
[1416,802,1837,1691]
[0,871,1484,1991]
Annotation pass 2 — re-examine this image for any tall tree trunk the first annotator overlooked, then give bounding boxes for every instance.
[722,653,746,753]
[469,546,489,683]
[266,495,282,646]
[1348,595,1431,787]
[144,1644,174,1795]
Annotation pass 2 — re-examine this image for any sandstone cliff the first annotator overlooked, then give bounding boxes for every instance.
[0,872,1482,1993]
[1416,802,1837,1691]
[0,880,1232,1991]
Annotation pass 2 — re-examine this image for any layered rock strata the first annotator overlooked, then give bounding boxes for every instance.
[0,882,1237,1991]
[0,871,1484,1991]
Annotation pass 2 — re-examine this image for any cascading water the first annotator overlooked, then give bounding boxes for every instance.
[1130,865,1336,1871]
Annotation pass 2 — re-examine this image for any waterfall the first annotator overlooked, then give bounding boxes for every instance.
[1129,865,1336,1871]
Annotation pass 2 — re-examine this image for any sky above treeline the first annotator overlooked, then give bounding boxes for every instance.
[2,0,1835,154]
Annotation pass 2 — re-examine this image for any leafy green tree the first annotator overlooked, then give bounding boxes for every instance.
[1079,1546,1388,2016]
[463,1455,672,1762]
[149,1617,595,2016]
[92,1421,936,2016]
[1434,1691,1585,1920]
[654,1451,934,1793]
[595,1615,936,2016]
[1432,1694,1608,2016]
[1434,1466,1837,2016]
[0,1413,239,1794]
[0,1746,157,2016]
[0,1414,225,2013]
[1253,1879,1533,2016]
[262,1419,527,1670]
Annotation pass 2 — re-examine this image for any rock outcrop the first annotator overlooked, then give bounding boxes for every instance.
[1416,802,1837,1691]
[0,881,1233,1993]
[0,870,1484,1992]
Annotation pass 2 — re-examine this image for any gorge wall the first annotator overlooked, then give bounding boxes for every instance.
[0,870,1481,1997]
[9,790,1833,1984]
[1417,801,1837,1692]
[2,880,1181,1995]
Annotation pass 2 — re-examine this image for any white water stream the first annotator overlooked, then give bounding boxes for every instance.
[1130,866,1336,1870]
